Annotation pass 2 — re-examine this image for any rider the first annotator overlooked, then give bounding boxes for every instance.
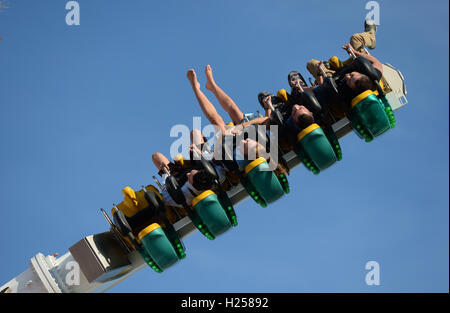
[186,65,270,160]
[187,65,260,138]
[350,18,378,52]
[332,44,383,106]
[152,152,223,208]
[307,18,379,85]
[303,44,384,119]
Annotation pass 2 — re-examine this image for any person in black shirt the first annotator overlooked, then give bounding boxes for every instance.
[302,44,384,119]
[257,91,291,120]
[256,91,316,149]
[151,152,217,208]
[324,44,383,104]
[257,70,320,122]
[284,71,316,109]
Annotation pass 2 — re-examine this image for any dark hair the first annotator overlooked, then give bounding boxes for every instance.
[258,91,272,109]
[288,71,300,81]
[192,169,215,191]
[288,71,306,87]
[353,74,377,95]
[294,112,315,131]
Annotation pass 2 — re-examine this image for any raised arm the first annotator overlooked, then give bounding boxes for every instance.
[241,116,271,128]
[342,43,383,74]
[227,116,271,136]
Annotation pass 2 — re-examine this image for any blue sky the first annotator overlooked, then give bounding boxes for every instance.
[0,0,448,292]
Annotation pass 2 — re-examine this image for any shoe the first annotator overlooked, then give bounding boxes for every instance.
[367,40,376,50]
[364,18,377,49]
[364,18,378,33]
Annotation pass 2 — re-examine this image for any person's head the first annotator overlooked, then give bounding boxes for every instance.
[187,169,215,191]
[345,72,376,94]
[291,104,315,130]
[258,91,273,110]
[288,71,305,88]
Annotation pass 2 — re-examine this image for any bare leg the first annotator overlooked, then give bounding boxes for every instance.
[190,129,205,147]
[205,65,244,125]
[189,129,206,160]
[187,69,226,135]
[152,152,171,172]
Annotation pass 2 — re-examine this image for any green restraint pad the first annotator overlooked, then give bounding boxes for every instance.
[350,93,391,140]
[193,192,232,237]
[245,159,285,204]
[140,227,179,270]
[298,127,337,171]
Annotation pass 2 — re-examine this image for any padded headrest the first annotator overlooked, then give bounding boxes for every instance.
[144,189,164,215]
[337,56,379,82]
[288,71,308,87]
[270,109,284,126]
[258,91,273,106]
[353,57,379,82]
[219,140,240,173]
[198,158,219,182]
[122,187,138,210]
[277,89,289,103]
[165,175,186,205]
[112,208,133,236]
[322,76,339,100]
[173,154,185,168]
[127,190,162,230]
[301,89,322,115]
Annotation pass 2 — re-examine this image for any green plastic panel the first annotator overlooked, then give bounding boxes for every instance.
[193,193,232,237]
[138,248,163,273]
[217,194,238,226]
[140,228,179,270]
[380,95,396,128]
[350,94,391,139]
[246,161,285,204]
[299,128,337,171]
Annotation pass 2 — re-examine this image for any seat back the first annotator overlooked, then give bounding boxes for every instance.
[165,175,186,205]
[277,89,289,103]
[117,185,163,218]
[336,56,379,82]
[302,89,323,114]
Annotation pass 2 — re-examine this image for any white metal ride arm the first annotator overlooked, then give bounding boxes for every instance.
[0,66,407,293]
